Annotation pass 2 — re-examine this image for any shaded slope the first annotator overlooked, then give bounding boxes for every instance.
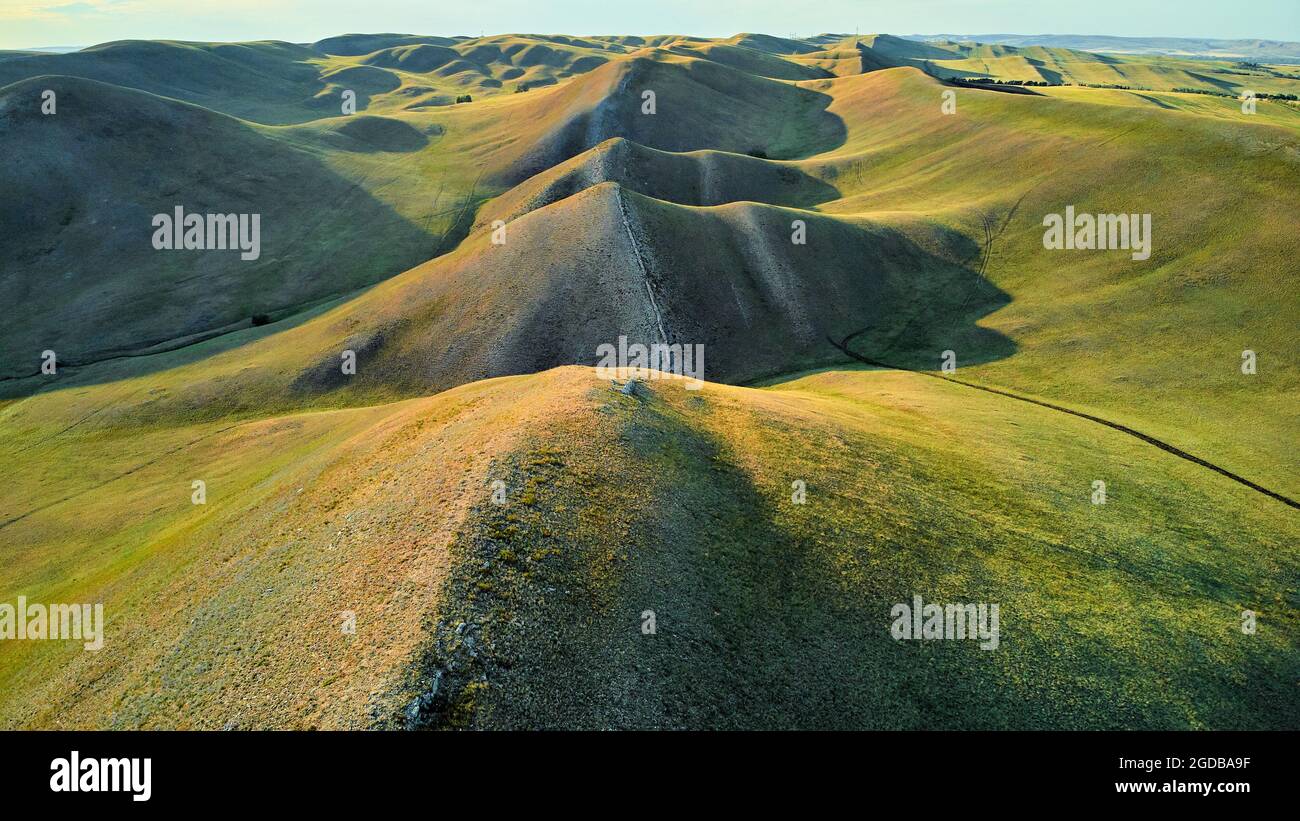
[0,76,433,378]
[0,39,330,124]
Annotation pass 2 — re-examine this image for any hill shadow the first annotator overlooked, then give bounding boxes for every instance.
[821,220,1018,373]
[626,200,1019,386]
[1024,58,1064,85]
[329,115,430,152]
[0,78,439,397]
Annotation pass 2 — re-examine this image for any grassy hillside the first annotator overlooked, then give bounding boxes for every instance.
[0,32,1295,729]
[0,75,434,377]
[0,367,1293,728]
[855,34,1300,96]
[907,34,1300,64]
[10,56,1290,492]
[797,67,1299,494]
[0,175,1006,428]
[0,34,630,124]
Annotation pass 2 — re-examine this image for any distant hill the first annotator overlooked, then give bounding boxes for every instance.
[906,33,1300,63]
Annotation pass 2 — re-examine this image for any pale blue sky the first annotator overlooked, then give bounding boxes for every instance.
[3,0,1297,50]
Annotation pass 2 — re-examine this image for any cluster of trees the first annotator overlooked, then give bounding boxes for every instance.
[1223,62,1299,81]
[1173,87,1299,101]
[455,94,472,104]
[1173,86,1232,97]
[968,78,1060,87]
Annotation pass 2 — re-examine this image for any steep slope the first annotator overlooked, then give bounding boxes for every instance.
[0,49,846,382]
[5,59,1294,497]
[0,180,1002,423]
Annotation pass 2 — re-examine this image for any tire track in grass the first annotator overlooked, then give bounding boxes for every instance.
[826,335,1300,511]
[0,422,244,531]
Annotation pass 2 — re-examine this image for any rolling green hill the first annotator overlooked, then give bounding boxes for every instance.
[0,32,1295,729]
[908,34,1300,64]
[879,33,1300,96]
[1,367,1293,728]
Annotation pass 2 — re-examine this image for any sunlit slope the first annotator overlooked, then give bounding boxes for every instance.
[661,40,831,80]
[0,367,1293,728]
[3,33,1293,128]
[1033,83,1300,130]
[312,33,461,55]
[912,34,1300,64]
[0,50,850,380]
[799,67,1299,494]
[856,34,1300,97]
[343,33,623,107]
[0,369,583,728]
